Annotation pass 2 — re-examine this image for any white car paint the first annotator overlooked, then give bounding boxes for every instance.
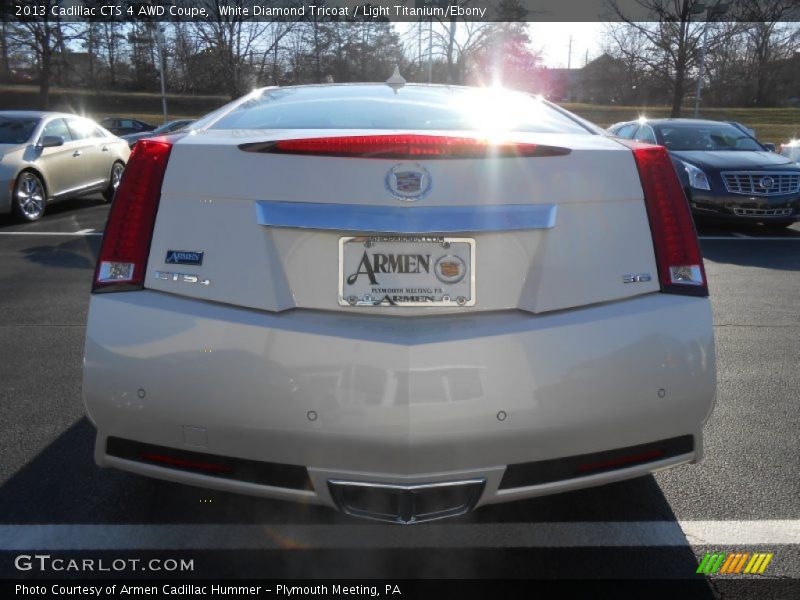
[83,84,716,522]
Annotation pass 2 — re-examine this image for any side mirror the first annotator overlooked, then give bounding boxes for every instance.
[762,143,776,152]
[38,135,65,148]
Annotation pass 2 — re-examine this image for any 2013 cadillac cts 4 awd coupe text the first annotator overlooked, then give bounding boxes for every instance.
[83,84,716,524]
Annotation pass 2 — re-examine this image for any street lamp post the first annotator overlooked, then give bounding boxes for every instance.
[155,25,168,124]
[693,2,729,118]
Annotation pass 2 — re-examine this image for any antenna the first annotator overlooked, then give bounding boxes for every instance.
[386,66,407,93]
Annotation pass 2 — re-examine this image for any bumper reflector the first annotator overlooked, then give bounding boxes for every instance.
[499,435,693,489]
[106,437,313,490]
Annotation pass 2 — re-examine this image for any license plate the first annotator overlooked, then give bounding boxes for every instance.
[338,236,475,307]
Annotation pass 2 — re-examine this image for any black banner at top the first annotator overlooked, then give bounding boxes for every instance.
[3,0,800,23]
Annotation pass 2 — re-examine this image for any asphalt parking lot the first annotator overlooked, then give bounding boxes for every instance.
[0,198,798,596]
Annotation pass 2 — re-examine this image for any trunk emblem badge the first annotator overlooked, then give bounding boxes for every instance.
[166,250,204,266]
[385,163,432,201]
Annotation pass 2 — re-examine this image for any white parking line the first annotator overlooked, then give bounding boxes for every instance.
[0,231,102,236]
[699,236,800,240]
[0,520,797,550]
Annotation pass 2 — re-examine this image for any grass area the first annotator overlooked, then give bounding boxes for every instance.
[0,84,226,124]
[2,83,798,142]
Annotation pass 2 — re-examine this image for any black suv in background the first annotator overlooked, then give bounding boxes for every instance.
[98,117,155,137]
[609,119,800,228]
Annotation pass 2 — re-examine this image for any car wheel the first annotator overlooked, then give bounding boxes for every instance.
[103,161,125,202]
[762,220,795,229]
[12,171,46,222]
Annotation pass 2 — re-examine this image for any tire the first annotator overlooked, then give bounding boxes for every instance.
[12,171,46,222]
[103,161,125,202]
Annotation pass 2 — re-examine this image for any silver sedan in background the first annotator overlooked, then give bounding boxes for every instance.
[0,111,130,221]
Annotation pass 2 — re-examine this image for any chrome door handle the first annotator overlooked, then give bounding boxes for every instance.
[72,150,82,157]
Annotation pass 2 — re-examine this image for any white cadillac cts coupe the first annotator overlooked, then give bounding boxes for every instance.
[83,83,716,524]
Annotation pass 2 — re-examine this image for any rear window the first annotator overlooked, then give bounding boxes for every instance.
[209,85,592,135]
[0,116,39,144]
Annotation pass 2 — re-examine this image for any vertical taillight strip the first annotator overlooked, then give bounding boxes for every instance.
[92,138,174,293]
[619,140,708,297]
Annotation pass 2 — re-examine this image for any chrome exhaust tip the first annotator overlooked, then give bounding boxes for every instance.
[328,478,485,524]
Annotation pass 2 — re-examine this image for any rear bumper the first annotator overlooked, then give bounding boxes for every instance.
[83,291,716,512]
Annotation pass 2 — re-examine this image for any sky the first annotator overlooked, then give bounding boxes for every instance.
[527,22,608,68]
[396,22,608,69]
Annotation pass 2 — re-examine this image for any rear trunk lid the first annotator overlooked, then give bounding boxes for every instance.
[145,129,659,315]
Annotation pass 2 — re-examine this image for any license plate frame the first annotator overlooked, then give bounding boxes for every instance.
[338,235,476,307]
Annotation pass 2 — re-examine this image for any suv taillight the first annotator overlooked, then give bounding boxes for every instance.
[620,140,708,297]
[92,138,173,293]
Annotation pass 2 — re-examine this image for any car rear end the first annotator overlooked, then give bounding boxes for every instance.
[83,85,716,523]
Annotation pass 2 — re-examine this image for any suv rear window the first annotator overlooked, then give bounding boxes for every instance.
[209,85,592,134]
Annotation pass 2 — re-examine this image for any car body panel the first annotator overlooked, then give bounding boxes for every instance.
[84,85,716,518]
[144,130,659,315]
[670,149,794,170]
[84,289,715,506]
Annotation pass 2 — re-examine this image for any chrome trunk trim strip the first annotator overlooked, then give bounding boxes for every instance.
[256,201,557,233]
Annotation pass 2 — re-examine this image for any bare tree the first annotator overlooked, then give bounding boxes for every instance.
[98,22,126,88]
[191,1,296,97]
[8,0,77,108]
[736,0,800,105]
[605,0,734,116]
[1,22,12,82]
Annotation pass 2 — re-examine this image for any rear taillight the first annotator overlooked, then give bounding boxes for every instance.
[92,138,173,293]
[239,134,570,159]
[620,140,708,297]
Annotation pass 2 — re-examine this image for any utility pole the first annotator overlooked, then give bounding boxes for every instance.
[428,17,433,83]
[693,2,730,118]
[567,35,572,69]
[154,24,168,124]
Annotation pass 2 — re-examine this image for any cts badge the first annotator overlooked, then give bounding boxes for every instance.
[622,273,652,284]
[154,271,211,286]
[166,250,204,266]
[385,163,432,201]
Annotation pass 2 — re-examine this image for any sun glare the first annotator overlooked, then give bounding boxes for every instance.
[457,86,544,142]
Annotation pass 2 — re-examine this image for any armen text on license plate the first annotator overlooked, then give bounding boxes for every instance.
[338,236,475,307]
